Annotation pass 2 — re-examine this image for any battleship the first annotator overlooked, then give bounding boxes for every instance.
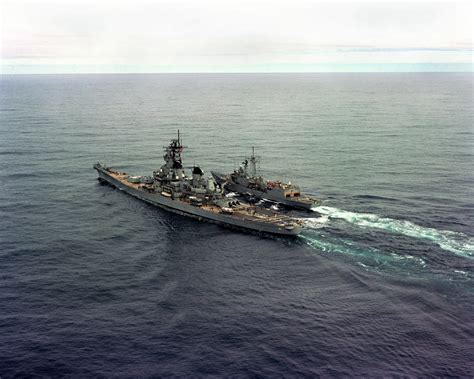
[212,148,320,210]
[93,133,303,237]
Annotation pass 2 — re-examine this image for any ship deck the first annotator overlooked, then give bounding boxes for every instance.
[101,167,302,227]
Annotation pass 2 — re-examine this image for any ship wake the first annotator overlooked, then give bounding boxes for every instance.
[303,215,329,229]
[311,205,474,259]
[299,232,426,270]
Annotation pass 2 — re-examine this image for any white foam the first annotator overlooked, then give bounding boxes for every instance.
[304,215,329,229]
[299,234,411,266]
[311,205,474,258]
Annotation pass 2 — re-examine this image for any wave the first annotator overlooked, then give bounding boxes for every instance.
[299,233,426,269]
[311,206,474,259]
[303,215,329,229]
[353,194,399,202]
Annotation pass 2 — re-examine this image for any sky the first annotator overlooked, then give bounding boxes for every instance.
[0,0,472,73]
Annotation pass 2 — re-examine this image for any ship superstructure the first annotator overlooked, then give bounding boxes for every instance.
[212,148,320,210]
[94,133,303,236]
[150,132,221,201]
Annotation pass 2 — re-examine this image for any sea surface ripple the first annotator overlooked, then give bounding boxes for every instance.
[0,73,473,376]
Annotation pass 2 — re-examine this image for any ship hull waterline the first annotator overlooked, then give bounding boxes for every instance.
[94,167,302,237]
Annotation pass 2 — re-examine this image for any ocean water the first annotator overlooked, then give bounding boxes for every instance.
[0,73,473,376]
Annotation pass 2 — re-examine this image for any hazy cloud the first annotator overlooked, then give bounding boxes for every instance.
[1,0,472,73]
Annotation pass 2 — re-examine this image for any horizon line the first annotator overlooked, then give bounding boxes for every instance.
[1,63,472,75]
[2,71,473,76]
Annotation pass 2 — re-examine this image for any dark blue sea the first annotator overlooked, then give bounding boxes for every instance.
[1,73,473,377]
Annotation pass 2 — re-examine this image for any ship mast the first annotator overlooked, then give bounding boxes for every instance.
[161,130,185,174]
[249,146,258,177]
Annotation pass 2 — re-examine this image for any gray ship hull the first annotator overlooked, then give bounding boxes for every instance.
[95,166,302,237]
[212,172,316,210]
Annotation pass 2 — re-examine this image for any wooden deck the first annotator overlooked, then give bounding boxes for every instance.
[103,167,303,226]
